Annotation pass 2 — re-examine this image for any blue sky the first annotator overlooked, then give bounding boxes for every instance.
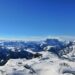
[0,0,75,39]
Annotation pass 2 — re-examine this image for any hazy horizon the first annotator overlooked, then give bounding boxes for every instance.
[0,35,75,41]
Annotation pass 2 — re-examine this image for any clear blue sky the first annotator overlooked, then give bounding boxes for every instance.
[0,0,75,38]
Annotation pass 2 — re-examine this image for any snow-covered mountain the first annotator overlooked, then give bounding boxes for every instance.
[0,38,75,75]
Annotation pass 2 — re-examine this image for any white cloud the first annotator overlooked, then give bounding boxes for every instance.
[0,35,75,41]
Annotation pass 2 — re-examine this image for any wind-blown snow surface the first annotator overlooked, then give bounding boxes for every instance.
[0,38,75,75]
[0,52,75,75]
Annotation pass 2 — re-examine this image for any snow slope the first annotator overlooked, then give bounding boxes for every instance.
[0,51,75,75]
[0,38,75,75]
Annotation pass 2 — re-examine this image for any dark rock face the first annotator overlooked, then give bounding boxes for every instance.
[49,41,73,57]
[0,47,10,65]
[33,53,42,58]
[0,47,34,66]
[45,39,64,46]
[9,50,33,59]
[0,47,42,66]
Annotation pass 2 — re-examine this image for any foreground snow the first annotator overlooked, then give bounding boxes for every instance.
[0,51,75,75]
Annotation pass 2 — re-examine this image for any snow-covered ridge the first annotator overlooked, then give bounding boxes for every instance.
[0,38,75,75]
